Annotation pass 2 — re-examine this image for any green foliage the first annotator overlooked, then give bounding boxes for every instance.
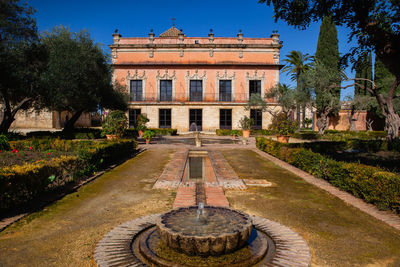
[0,139,136,213]
[135,114,149,131]
[216,129,243,136]
[238,116,254,130]
[355,52,373,96]
[256,137,400,213]
[268,113,298,135]
[314,16,341,109]
[40,26,127,130]
[0,134,11,151]
[304,118,313,128]
[291,131,319,140]
[101,110,128,137]
[26,128,102,139]
[143,130,156,140]
[265,83,297,115]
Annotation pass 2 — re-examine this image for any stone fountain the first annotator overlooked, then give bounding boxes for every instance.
[189,122,202,147]
[95,204,312,266]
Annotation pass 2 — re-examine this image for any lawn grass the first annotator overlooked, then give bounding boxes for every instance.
[0,149,176,266]
[222,149,400,267]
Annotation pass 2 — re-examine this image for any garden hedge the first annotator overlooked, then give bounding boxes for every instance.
[125,128,178,137]
[0,139,137,214]
[216,129,273,136]
[256,137,400,213]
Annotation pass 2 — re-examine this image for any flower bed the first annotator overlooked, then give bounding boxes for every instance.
[0,138,137,214]
[256,137,400,213]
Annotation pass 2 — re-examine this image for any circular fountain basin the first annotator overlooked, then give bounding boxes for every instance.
[157,206,253,256]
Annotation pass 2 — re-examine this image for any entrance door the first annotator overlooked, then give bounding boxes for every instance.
[189,109,202,131]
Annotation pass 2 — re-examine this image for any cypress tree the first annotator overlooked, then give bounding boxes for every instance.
[315,16,340,105]
[355,52,373,96]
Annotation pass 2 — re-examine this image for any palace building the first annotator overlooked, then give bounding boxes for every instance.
[110,26,282,133]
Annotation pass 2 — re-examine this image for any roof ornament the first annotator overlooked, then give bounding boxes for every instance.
[172,17,176,27]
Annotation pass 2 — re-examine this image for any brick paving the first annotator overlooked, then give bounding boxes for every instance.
[205,185,230,207]
[153,148,188,189]
[172,184,196,209]
[253,148,400,231]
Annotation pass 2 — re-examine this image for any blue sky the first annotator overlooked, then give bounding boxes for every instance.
[28,0,357,99]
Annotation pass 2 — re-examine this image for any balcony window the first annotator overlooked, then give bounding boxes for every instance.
[160,80,172,101]
[249,80,261,97]
[190,80,202,101]
[130,80,143,101]
[219,80,232,101]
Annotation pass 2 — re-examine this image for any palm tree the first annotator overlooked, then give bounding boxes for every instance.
[281,51,313,128]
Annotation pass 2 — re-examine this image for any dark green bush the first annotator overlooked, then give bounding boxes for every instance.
[26,128,102,139]
[256,137,400,213]
[291,131,319,140]
[0,134,11,151]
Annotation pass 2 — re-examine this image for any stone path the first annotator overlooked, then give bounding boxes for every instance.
[252,148,400,231]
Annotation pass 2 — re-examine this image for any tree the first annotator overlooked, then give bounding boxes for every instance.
[343,95,373,131]
[314,16,341,133]
[355,52,373,96]
[41,26,127,132]
[259,0,400,140]
[303,62,341,134]
[246,83,297,118]
[281,50,313,127]
[0,0,47,134]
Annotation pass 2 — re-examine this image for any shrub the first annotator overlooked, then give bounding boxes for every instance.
[291,131,319,140]
[26,128,102,140]
[0,134,11,151]
[102,111,128,137]
[256,137,400,213]
[238,116,254,130]
[0,139,137,213]
[268,113,298,135]
[135,114,149,131]
[143,130,156,140]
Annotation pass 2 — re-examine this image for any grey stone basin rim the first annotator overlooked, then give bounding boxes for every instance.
[94,213,312,267]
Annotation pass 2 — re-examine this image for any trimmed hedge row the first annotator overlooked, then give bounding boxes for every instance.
[0,139,137,213]
[216,129,274,136]
[26,128,102,139]
[125,128,178,137]
[256,137,400,213]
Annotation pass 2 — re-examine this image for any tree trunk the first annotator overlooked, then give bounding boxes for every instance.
[301,105,306,128]
[62,110,84,132]
[385,112,400,141]
[0,97,32,134]
[316,113,329,134]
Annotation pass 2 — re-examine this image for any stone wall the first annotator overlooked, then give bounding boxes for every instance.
[130,104,277,133]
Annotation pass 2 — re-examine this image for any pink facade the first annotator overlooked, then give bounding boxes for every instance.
[110,27,282,132]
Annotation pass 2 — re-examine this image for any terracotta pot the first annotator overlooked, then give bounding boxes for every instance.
[242,130,251,138]
[145,138,150,145]
[138,130,144,138]
[106,134,118,140]
[232,134,237,140]
[276,135,290,143]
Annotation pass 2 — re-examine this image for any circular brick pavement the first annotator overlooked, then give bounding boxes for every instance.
[94,213,311,267]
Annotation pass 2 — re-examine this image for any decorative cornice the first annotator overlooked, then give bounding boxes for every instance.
[109,43,282,49]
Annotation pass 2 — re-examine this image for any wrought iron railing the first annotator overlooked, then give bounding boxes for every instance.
[127,93,261,103]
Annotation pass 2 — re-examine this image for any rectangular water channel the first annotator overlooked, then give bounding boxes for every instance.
[182,151,217,183]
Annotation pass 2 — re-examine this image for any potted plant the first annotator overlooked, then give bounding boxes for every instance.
[269,113,297,143]
[102,110,128,140]
[231,130,239,140]
[135,114,149,138]
[143,130,155,144]
[238,116,254,138]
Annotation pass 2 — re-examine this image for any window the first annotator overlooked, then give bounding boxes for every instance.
[249,80,261,97]
[219,80,232,101]
[159,109,171,128]
[190,80,203,101]
[220,109,232,129]
[129,109,141,128]
[251,109,262,130]
[189,109,202,131]
[160,80,172,101]
[130,80,142,101]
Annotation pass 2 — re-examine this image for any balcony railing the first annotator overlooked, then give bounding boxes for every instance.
[128,93,262,103]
